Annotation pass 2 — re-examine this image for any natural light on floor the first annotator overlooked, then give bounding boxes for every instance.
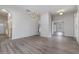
[57,32,64,36]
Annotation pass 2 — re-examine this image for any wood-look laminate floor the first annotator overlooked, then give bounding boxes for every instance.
[0,35,79,54]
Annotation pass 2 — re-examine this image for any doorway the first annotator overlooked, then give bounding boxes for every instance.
[0,9,12,38]
[54,22,64,36]
[0,22,5,34]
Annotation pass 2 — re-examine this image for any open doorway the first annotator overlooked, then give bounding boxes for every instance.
[0,9,12,38]
[54,22,64,36]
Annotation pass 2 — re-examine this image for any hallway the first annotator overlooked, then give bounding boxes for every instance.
[0,35,79,54]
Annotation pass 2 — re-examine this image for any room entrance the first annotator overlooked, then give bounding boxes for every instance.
[54,22,64,36]
[0,9,12,38]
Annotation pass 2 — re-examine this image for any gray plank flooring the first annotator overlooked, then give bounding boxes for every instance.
[0,35,79,54]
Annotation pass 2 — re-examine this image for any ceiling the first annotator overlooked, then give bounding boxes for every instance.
[0,5,77,16]
[17,5,77,15]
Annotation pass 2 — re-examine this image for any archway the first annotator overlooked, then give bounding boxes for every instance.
[0,9,12,38]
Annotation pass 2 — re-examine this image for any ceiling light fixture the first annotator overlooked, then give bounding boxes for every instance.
[59,12,64,15]
[57,9,64,15]
[26,9,39,18]
[57,9,64,13]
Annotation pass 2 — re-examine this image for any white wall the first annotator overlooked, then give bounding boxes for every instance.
[40,12,52,37]
[12,9,39,39]
[74,6,79,44]
[0,6,39,39]
[52,21,54,34]
[52,13,74,37]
